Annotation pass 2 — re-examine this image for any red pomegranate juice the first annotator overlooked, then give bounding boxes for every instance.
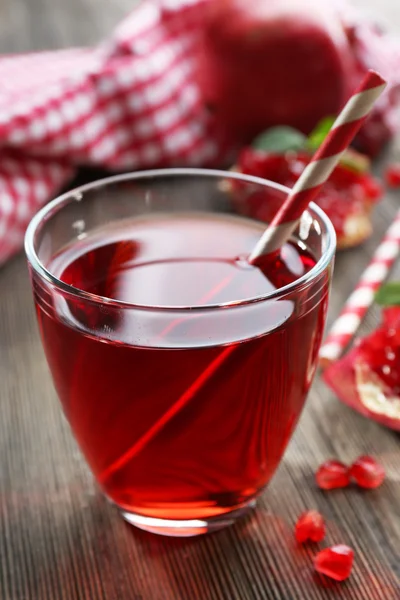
[34,214,328,521]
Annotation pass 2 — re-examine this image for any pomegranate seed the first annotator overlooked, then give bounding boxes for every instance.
[349,455,385,489]
[362,175,383,200]
[385,164,400,188]
[314,545,354,582]
[295,510,326,543]
[316,460,350,490]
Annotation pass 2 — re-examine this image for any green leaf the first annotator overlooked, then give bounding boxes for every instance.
[307,116,336,151]
[375,282,400,306]
[252,126,307,153]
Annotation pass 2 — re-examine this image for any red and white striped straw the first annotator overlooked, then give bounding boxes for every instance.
[249,70,387,263]
[319,209,400,367]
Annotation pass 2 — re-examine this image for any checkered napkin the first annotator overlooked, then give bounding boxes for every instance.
[0,0,230,264]
[0,0,399,265]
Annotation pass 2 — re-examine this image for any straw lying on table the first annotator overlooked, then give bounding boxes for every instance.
[319,209,400,367]
[99,71,387,483]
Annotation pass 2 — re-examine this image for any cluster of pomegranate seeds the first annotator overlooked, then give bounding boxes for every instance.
[349,455,386,489]
[323,306,400,431]
[316,460,350,490]
[314,545,354,582]
[316,456,385,490]
[356,307,400,395]
[296,454,384,581]
[385,164,400,188]
[236,147,382,240]
[294,511,354,582]
[295,510,326,543]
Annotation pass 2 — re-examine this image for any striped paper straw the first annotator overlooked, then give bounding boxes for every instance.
[249,70,387,263]
[319,209,400,367]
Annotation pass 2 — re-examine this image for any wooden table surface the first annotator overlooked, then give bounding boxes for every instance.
[0,1,399,599]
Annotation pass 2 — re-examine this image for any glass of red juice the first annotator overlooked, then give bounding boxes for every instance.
[25,169,336,536]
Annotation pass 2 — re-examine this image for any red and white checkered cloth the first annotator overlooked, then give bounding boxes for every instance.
[0,0,230,263]
[0,0,399,265]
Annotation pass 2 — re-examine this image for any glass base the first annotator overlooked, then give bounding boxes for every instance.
[120,499,257,537]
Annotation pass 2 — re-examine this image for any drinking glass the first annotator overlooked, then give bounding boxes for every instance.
[25,169,336,536]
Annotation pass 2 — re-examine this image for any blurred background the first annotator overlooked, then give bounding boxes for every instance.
[0,0,399,54]
[0,0,137,52]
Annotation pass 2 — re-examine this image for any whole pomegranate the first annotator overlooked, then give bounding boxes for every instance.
[199,0,354,142]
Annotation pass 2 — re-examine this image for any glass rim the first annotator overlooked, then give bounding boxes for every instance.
[25,168,336,312]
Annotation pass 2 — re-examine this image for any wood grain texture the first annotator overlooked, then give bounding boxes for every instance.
[0,1,399,599]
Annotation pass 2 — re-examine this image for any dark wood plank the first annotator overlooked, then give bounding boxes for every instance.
[0,1,399,599]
